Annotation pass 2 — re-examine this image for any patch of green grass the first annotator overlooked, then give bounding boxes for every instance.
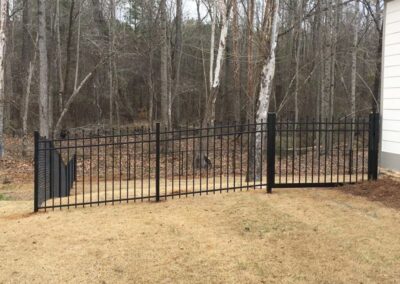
[0,193,8,201]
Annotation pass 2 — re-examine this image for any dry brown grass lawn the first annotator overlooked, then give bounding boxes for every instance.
[1,186,400,283]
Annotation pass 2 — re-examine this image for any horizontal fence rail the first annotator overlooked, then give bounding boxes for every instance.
[33,113,379,212]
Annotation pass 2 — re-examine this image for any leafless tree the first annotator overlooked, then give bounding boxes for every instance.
[0,0,383,157]
[0,0,7,157]
[38,0,50,137]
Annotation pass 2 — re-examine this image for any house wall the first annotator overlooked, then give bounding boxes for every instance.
[381,0,400,171]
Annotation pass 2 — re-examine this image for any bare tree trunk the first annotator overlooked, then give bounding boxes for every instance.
[109,0,115,126]
[167,19,172,129]
[62,0,75,117]
[94,75,102,123]
[254,0,280,181]
[21,0,30,80]
[330,0,340,123]
[0,0,7,157]
[56,0,63,118]
[20,0,31,130]
[115,95,120,129]
[314,0,322,120]
[113,22,120,130]
[346,0,359,173]
[74,0,82,91]
[146,2,155,129]
[322,0,332,123]
[172,0,183,127]
[4,9,11,133]
[201,43,208,118]
[247,0,255,121]
[38,0,49,138]
[232,0,240,123]
[22,63,34,156]
[294,0,303,126]
[209,0,216,95]
[321,0,333,153]
[196,0,208,123]
[247,0,265,181]
[22,36,38,157]
[203,0,231,127]
[350,0,358,122]
[293,0,304,156]
[160,0,169,129]
[148,49,154,129]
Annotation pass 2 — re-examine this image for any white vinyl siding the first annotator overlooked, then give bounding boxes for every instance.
[382,119,400,132]
[382,0,400,160]
[384,65,400,77]
[383,77,400,88]
[385,31,400,46]
[383,87,400,99]
[382,109,400,120]
[382,141,400,155]
[384,54,400,67]
[382,130,400,142]
[382,98,400,110]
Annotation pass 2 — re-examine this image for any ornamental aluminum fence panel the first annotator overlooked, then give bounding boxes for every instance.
[34,121,268,211]
[270,112,379,189]
[33,113,379,212]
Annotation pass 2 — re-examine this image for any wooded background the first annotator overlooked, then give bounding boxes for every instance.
[0,0,383,156]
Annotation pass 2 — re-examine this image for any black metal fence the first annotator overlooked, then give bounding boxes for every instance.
[270,112,379,188]
[34,113,379,212]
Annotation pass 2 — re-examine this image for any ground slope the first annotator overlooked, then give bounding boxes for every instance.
[1,188,400,283]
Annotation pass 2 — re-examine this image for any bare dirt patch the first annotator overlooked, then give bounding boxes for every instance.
[338,177,400,210]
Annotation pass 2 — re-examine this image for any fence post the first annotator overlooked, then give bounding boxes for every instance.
[73,154,77,182]
[34,131,39,212]
[368,112,379,181]
[267,113,276,193]
[155,123,160,201]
